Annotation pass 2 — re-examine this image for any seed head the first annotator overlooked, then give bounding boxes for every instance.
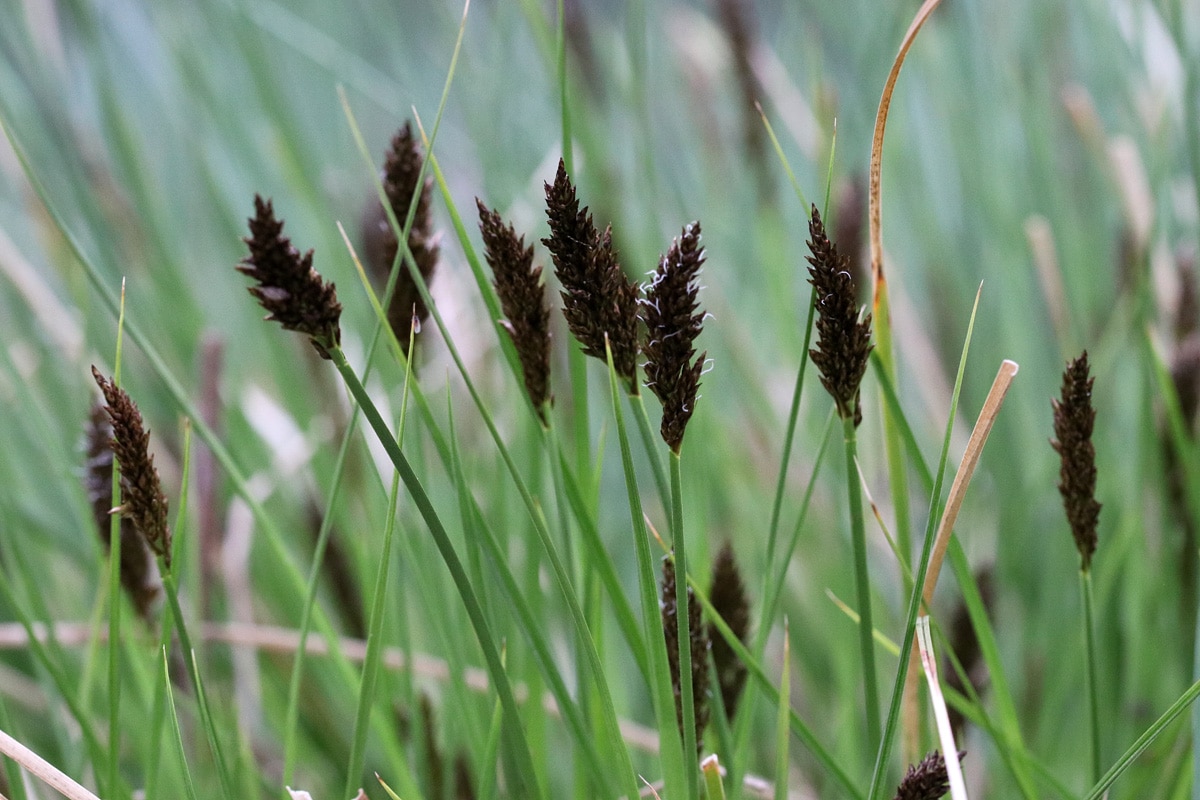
[364,122,440,357]
[892,750,956,800]
[1051,351,1101,570]
[707,541,750,720]
[642,221,707,452]
[238,195,342,359]
[807,205,873,425]
[90,368,172,569]
[85,404,162,619]
[477,199,552,423]
[661,554,711,757]
[542,159,640,390]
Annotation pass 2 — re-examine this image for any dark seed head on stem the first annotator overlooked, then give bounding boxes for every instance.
[706,541,750,720]
[892,750,957,800]
[366,122,440,357]
[85,404,162,619]
[661,553,711,757]
[641,221,707,453]
[237,195,342,359]
[477,199,552,423]
[90,367,172,569]
[542,159,640,390]
[806,204,873,426]
[1051,351,1101,570]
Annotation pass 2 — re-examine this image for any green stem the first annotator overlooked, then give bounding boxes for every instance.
[766,288,816,566]
[606,353,686,799]
[162,572,235,800]
[344,325,416,800]
[843,414,880,749]
[671,451,700,799]
[106,462,123,800]
[1081,568,1101,787]
[628,392,672,531]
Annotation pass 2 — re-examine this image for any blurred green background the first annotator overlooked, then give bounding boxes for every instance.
[0,0,1197,797]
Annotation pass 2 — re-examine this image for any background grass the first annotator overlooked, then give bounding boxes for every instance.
[0,0,1197,798]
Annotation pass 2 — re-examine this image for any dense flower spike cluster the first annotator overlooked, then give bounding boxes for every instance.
[84,404,161,619]
[1051,351,1101,570]
[367,122,440,356]
[91,368,173,569]
[238,195,342,359]
[892,750,954,800]
[642,222,707,452]
[806,205,873,426]
[477,200,552,423]
[661,554,711,757]
[542,159,640,391]
[707,541,750,719]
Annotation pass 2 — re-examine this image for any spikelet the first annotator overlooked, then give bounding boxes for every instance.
[641,221,707,452]
[706,541,750,719]
[542,159,640,391]
[237,195,342,359]
[362,122,440,357]
[91,368,173,569]
[1051,351,1101,570]
[661,554,711,757]
[806,205,873,426]
[477,200,552,422]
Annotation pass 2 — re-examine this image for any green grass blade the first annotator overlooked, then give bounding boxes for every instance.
[773,619,791,800]
[867,288,980,800]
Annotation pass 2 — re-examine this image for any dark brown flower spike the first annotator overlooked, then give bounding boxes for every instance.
[85,404,162,619]
[1051,351,1101,570]
[363,122,440,358]
[477,200,552,423]
[642,222,707,452]
[542,159,641,391]
[707,541,750,720]
[238,195,342,359]
[91,367,172,569]
[807,204,873,426]
[661,553,711,757]
[892,750,956,800]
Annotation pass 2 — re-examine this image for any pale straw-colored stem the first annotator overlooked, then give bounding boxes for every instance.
[0,726,102,800]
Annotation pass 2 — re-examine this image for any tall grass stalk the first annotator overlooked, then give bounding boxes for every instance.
[104,284,128,800]
[867,289,979,800]
[606,348,688,800]
[1082,568,1102,785]
[342,333,413,799]
[843,413,880,748]
[669,451,699,799]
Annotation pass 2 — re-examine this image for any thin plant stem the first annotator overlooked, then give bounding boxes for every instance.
[670,451,699,799]
[628,392,672,533]
[606,348,687,799]
[343,342,414,799]
[844,414,880,749]
[765,287,817,570]
[328,346,544,800]
[162,572,235,800]
[105,284,127,800]
[161,649,200,800]
[774,619,791,800]
[866,288,980,800]
[1081,568,1101,786]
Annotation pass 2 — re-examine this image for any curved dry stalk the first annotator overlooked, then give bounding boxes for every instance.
[901,358,1018,757]
[868,0,947,310]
